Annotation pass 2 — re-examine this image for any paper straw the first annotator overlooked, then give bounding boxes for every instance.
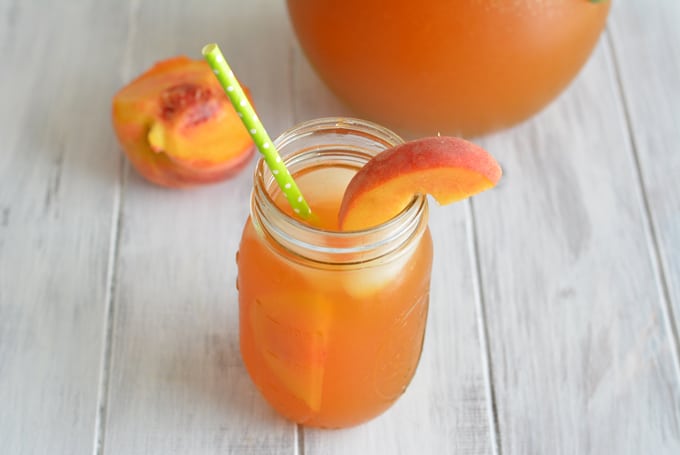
[202,43,312,219]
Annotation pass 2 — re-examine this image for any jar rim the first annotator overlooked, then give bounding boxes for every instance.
[250,117,429,265]
[274,117,404,155]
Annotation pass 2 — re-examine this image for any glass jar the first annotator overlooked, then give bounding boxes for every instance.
[236,118,433,428]
[287,0,611,137]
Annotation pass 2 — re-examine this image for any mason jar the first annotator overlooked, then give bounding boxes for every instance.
[237,117,432,428]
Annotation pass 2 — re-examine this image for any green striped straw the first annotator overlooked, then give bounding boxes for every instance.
[202,43,312,219]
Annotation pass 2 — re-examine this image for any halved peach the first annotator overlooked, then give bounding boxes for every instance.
[112,56,255,187]
[338,136,502,230]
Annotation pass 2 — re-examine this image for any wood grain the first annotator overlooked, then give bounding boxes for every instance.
[291,40,495,455]
[2,1,680,454]
[0,1,126,454]
[473,36,680,454]
[101,1,297,454]
[607,0,680,374]
[299,205,495,455]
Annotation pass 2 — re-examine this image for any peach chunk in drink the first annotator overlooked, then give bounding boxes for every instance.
[250,290,331,412]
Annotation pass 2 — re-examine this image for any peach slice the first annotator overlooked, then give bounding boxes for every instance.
[112,56,255,187]
[338,136,502,230]
[251,291,331,412]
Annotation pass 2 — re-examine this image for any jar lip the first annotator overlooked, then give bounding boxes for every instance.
[254,153,427,242]
[249,117,429,265]
[256,156,426,235]
[254,116,424,239]
[274,116,405,153]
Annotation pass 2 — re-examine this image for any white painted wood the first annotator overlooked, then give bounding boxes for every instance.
[290,45,355,122]
[473,34,680,454]
[0,1,126,454]
[101,1,296,454]
[291,39,495,455]
[104,179,296,455]
[300,206,495,455]
[2,1,680,454]
[608,0,680,369]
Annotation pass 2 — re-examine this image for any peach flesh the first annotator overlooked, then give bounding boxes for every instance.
[338,136,502,230]
[112,56,254,188]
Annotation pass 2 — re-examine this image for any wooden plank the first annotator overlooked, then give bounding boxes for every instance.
[292,43,495,454]
[301,206,495,454]
[290,45,355,122]
[607,0,680,370]
[101,1,296,453]
[472,31,680,454]
[0,1,126,454]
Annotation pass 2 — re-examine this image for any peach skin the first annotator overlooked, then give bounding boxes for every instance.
[338,136,502,230]
[112,56,255,187]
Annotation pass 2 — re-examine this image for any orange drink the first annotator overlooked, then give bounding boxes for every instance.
[237,118,433,428]
[287,0,611,136]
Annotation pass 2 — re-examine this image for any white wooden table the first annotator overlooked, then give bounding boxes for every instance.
[1,1,679,454]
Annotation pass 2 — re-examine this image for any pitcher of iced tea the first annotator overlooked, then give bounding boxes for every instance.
[287,0,611,136]
[237,118,432,428]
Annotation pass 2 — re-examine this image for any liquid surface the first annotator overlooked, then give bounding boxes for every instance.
[274,164,356,230]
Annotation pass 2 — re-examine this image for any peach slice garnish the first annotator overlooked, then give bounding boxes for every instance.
[338,136,502,230]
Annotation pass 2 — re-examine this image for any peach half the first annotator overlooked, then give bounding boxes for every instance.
[338,136,502,230]
[112,56,255,187]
